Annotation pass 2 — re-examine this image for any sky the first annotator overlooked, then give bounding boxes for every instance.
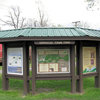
[0,0,100,30]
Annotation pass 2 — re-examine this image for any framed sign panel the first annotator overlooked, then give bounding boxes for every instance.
[37,49,70,74]
[7,47,23,75]
[83,47,96,74]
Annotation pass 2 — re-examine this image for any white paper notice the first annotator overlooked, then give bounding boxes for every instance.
[62,67,67,72]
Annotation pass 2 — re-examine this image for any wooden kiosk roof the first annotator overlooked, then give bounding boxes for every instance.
[0,27,100,42]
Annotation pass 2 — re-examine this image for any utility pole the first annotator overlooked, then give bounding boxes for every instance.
[72,21,80,27]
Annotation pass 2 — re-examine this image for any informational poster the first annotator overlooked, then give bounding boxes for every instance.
[7,48,23,75]
[39,64,49,72]
[83,47,96,74]
[37,49,70,74]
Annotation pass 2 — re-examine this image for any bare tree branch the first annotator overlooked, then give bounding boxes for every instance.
[20,17,26,28]
[0,6,26,29]
[38,7,48,27]
[0,5,49,29]
[86,0,100,10]
[9,11,16,28]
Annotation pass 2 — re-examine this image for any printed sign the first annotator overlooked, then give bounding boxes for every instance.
[7,48,23,75]
[37,49,70,74]
[83,47,96,74]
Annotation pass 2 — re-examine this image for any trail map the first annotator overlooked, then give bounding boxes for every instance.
[37,49,70,73]
[7,48,23,75]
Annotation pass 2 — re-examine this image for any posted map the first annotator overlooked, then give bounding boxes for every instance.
[37,49,70,73]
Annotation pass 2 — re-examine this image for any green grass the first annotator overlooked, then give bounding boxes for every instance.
[0,76,100,100]
[0,66,99,100]
[0,66,2,70]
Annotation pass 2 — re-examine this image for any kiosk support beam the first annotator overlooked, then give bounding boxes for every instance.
[76,41,83,93]
[32,43,36,94]
[95,42,100,88]
[2,43,9,90]
[23,43,29,95]
[71,45,76,93]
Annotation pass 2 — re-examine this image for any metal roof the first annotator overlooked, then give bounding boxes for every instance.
[0,27,100,42]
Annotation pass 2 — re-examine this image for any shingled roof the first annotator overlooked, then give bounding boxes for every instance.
[0,27,100,42]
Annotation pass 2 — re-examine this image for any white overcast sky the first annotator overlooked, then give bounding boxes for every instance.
[0,0,100,30]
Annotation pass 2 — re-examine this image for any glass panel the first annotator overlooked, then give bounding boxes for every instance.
[7,47,23,75]
[83,47,96,74]
[37,49,70,74]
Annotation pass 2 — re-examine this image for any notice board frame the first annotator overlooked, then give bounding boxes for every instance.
[2,42,30,95]
[35,45,73,78]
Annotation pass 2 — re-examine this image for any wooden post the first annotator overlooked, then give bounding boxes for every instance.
[76,41,83,93]
[70,45,76,93]
[2,43,9,90]
[32,42,36,94]
[23,42,29,95]
[95,42,100,88]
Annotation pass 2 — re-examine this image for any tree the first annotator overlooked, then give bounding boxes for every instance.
[0,6,26,29]
[25,0,49,28]
[25,7,48,28]
[78,21,90,28]
[86,0,95,8]
[26,18,38,27]
[85,0,100,10]
[35,0,49,27]
[38,7,48,27]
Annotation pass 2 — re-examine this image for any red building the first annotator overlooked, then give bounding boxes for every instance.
[0,44,2,63]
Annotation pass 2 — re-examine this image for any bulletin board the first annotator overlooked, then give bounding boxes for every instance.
[83,47,96,74]
[7,48,23,75]
[37,49,70,74]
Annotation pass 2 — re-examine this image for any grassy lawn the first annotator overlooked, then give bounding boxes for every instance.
[0,75,100,100]
[0,66,100,100]
[0,66,2,70]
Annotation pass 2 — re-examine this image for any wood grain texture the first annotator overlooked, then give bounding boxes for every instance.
[2,43,9,90]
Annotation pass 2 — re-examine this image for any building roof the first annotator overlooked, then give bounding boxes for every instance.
[0,27,100,42]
